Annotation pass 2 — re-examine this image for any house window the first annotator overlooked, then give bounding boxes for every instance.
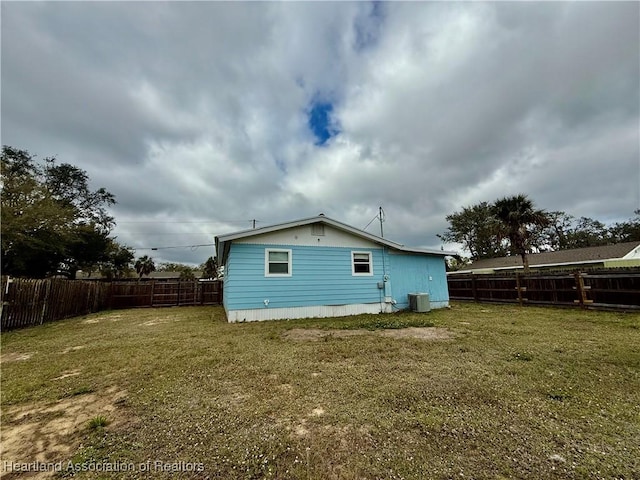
[352,251,373,276]
[265,249,292,277]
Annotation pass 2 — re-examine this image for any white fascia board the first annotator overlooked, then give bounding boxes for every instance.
[449,268,494,275]
[393,245,458,256]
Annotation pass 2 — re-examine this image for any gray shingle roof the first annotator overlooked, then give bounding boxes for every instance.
[465,241,640,271]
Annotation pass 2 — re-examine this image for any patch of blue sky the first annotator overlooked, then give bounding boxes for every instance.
[308,100,340,146]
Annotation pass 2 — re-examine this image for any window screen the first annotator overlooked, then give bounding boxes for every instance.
[352,252,372,275]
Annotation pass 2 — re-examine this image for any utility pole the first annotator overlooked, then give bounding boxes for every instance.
[379,206,384,238]
[252,219,256,229]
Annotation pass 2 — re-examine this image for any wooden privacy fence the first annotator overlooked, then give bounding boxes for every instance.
[1,277,223,330]
[1,277,112,330]
[109,280,222,309]
[447,270,640,310]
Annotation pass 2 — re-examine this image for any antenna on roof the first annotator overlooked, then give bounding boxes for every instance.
[379,206,385,238]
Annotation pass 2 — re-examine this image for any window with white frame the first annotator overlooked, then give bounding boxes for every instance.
[265,249,292,276]
[352,251,373,276]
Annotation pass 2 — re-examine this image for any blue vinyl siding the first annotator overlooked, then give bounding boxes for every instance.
[388,253,449,309]
[224,244,385,310]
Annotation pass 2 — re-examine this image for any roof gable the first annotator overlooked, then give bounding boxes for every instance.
[233,222,380,249]
[215,215,455,263]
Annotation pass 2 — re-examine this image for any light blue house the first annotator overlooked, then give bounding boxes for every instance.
[215,215,456,322]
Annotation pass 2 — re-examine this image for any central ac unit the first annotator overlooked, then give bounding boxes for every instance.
[408,293,431,313]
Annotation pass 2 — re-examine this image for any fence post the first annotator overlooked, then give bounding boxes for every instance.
[86,283,93,315]
[515,273,523,306]
[0,276,11,325]
[573,272,592,308]
[39,280,52,325]
[471,275,478,302]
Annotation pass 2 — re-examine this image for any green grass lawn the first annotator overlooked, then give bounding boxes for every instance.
[1,303,639,479]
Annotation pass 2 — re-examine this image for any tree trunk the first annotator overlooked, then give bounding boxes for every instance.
[521,251,530,273]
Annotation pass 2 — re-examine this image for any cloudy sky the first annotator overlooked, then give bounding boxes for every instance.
[2,1,639,265]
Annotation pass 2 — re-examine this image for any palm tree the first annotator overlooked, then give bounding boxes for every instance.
[134,255,156,279]
[491,195,549,273]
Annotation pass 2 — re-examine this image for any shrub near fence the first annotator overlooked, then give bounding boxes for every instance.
[1,277,223,331]
[447,269,640,310]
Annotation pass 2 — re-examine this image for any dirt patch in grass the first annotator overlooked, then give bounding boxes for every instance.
[139,316,182,327]
[53,369,82,381]
[0,352,34,363]
[380,326,453,340]
[0,386,130,478]
[283,326,453,342]
[61,345,86,354]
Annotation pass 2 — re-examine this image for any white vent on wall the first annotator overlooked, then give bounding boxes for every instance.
[311,223,325,236]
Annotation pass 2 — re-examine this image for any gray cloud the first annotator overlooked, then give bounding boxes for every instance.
[2,1,638,264]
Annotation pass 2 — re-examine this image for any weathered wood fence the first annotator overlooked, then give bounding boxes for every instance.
[0,277,112,330]
[1,277,223,330]
[447,269,640,310]
[109,280,222,309]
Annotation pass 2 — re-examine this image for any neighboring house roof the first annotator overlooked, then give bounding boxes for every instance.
[77,271,203,280]
[215,214,456,264]
[455,241,640,273]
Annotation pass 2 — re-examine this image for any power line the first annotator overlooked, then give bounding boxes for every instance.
[116,219,263,225]
[363,214,379,231]
[363,207,385,237]
[134,243,215,251]
[113,232,219,235]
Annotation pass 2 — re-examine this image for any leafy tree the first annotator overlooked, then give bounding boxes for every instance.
[566,217,610,248]
[134,255,156,279]
[438,202,508,261]
[59,225,113,279]
[537,211,575,251]
[445,256,471,272]
[157,262,197,273]
[541,212,625,250]
[179,268,196,281]
[609,210,640,243]
[2,147,68,276]
[2,146,118,278]
[200,256,219,279]
[43,159,114,231]
[99,241,135,280]
[491,194,549,272]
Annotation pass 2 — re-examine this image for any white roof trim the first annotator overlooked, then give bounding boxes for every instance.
[215,215,456,263]
[623,245,640,259]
